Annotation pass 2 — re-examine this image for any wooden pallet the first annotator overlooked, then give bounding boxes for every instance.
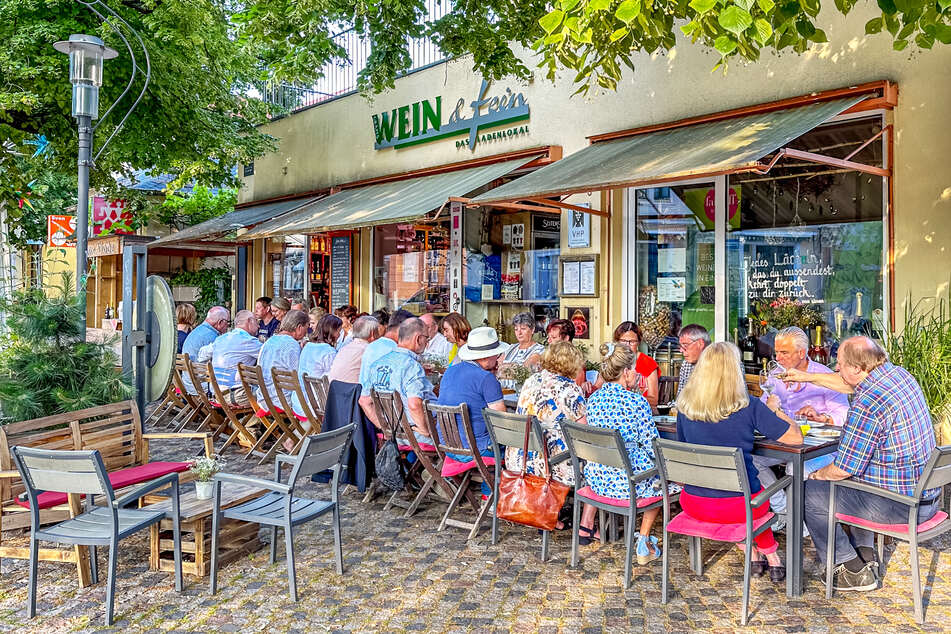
[147,483,266,578]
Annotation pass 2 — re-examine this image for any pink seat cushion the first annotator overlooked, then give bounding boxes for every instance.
[174,387,182,395]
[14,461,190,510]
[442,455,496,477]
[398,442,436,453]
[836,510,949,534]
[666,510,775,543]
[576,486,662,509]
[293,412,308,422]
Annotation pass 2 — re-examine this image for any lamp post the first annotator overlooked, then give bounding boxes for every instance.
[53,34,118,339]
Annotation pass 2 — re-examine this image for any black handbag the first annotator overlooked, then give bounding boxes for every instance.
[374,422,406,492]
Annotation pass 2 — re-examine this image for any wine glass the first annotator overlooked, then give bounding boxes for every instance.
[759,360,783,398]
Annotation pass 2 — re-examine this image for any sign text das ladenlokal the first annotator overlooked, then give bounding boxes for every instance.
[372,80,529,152]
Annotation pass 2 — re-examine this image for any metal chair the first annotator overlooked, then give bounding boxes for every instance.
[236,363,302,464]
[561,421,670,588]
[209,425,355,602]
[653,438,791,626]
[825,446,951,623]
[483,409,567,562]
[11,446,183,626]
[425,401,495,539]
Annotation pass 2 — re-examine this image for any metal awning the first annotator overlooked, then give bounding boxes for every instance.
[473,96,867,205]
[240,157,536,240]
[149,196,322,246]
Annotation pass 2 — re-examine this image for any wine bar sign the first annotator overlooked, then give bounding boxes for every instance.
[743,251,834,302]
[330,235,352,309]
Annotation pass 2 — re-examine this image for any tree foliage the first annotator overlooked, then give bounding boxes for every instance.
[0,271,133,423]
[159,186,236,231]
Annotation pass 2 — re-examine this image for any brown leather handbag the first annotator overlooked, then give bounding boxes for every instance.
[496,417,570,531]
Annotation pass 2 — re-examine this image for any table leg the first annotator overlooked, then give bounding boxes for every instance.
[787,455,805,598]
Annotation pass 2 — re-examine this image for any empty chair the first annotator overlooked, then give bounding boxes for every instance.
[11,446,183,626]
[209,425,355,602]
[825,446,951,623]
[653,438,791,626]
[426,401,496,539]
[561,421,669,588]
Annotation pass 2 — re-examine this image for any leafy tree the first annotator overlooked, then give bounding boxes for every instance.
[0,270,133,423]
[159,186,237,231]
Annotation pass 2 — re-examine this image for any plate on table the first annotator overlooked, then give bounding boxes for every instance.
[653,415,677,425]
[807,425,841,439]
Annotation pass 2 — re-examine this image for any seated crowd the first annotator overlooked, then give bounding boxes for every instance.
[179,301,938,591]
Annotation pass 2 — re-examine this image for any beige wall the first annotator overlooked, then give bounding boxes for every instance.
[241,3,951,326]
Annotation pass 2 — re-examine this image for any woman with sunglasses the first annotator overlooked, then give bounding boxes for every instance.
[592,321,660,407]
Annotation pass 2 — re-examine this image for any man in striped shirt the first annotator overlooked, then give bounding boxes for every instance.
[793,336,937,592]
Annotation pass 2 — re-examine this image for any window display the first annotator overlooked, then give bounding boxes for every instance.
[373,222,450,314]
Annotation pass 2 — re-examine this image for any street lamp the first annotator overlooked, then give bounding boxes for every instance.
[53,34,118,337]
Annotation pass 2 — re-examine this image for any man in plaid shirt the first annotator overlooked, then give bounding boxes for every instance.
[677,324,710,395]
[789,336,938,592]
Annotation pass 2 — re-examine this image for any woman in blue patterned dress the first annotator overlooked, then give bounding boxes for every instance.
[579,343,673,561]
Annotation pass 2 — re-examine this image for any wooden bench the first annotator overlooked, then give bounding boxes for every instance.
[0,400,212,587]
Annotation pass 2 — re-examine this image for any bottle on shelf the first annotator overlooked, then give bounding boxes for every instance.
[740,317,759,374]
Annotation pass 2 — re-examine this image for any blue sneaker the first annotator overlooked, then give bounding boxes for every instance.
[636,534,661,565]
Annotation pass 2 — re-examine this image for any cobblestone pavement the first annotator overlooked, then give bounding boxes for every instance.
[2,423,950,633]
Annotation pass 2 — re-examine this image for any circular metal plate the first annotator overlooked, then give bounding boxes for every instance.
[145,275,175,402]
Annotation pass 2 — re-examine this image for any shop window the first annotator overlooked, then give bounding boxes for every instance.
[462,208,560,341]
[727,116,885,370]
[372,222,450,314]
[279,234,306,301]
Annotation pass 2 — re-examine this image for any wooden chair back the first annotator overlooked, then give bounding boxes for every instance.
[236,363,273,415]
[370,389,407,441]
[426,402,493,482]
[302,374,331,418]
[184,358,218,413]
[272,368,319,430]
[653,438,747,495]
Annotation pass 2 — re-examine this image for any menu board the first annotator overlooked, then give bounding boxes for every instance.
[330,235,352,309]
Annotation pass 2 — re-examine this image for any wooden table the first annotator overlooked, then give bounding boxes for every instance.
[146,482,267,577]
[655,418,839,598]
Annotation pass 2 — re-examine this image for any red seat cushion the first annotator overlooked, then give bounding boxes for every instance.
[836,510,949,534]
[398,442,436,453]
[174,387,182,395]
[666,510,775,543]
[442,455,496,478]
[14,461,190,510]
[294,412,308,422]
[576,486,663,509]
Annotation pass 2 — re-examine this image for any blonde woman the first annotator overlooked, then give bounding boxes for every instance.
[675,342,802,582]
[507,341,587,488]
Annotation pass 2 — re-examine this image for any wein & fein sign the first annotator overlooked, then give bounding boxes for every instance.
[372,80,530,151]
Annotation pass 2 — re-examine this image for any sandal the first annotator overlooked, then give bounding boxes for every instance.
[577,525,596,546]
[750,559,768,577]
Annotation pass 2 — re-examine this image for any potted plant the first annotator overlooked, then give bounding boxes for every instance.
[884,290,951,444]
[189,455,224,500]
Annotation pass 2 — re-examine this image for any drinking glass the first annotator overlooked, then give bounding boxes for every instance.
[759,360,782,397]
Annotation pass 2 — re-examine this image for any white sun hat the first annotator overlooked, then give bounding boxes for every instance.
[457,326,511,361]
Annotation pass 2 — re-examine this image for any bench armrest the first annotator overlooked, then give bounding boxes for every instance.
[114,472,180,508]
[143,432,214,457]
[831,478,918,506]
[213,472,290,495]
[753,475,793,508]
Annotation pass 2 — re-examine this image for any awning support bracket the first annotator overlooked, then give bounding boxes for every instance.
[755,125,891,178]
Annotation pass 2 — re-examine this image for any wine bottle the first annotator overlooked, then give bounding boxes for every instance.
[741,318,758,374]
[809,325,829,365]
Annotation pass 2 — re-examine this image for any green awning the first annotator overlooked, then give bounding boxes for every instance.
[473,97,866,205]
[240,157,536,240]
[149,196,322,246]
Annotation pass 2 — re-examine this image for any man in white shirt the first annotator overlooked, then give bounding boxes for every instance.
[420,312,453,360]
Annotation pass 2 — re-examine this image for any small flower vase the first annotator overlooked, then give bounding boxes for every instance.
[195,480,214,500]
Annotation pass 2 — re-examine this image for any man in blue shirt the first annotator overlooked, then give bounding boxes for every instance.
[181,306,230,394]
[254,296,280,340]
[207,310,262,403]
[256,310,309,408]
[358,308,414,390]
[794,337,938,592]
[436,326,510,453]
[359,316,434,443]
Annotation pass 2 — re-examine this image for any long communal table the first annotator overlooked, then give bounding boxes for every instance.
[654,418,839,598]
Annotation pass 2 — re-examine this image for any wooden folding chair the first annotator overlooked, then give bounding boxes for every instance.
[272,368,320,454]
[369,389,451,516]
[236,363,304,465]
[425,401,495,539]
[302,374,330,421]
[183,357,228,441]
[203,363,259,455]
[145,383,187,427]
[167,354,203,431]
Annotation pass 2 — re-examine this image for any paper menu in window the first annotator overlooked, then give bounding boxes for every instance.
[657,248,686,273]
[657,277,687,302]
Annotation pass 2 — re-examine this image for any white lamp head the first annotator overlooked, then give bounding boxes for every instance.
[53,34,118,118]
